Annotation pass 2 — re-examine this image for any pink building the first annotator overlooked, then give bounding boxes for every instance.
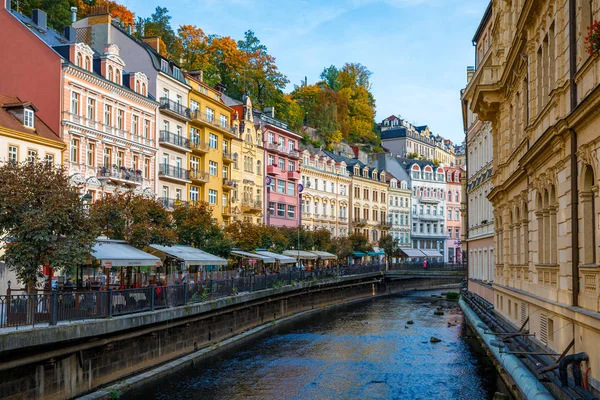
[256,109,302,227]
[4,8,159,200]
[445,167,463,263]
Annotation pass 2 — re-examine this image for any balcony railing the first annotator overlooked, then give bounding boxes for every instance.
[190,169,209,182]
[222,151,234,162]
[242,199,262,210]
[222,178,236,188]
[158,197,187,209]
[159,97,191,119]
[97,166,143,184]
[267,165,282,176]
[190,140,209,153]
[159,164,190,180]
[222,206,233,216]
[190,110,236,135]
[62,112,155,147]
[159,130,191,149]
[266,142,300,158]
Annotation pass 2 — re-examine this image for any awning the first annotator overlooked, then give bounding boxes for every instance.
[309,250,337,260]
[421,250,443,257]
[367,251,384,256]
[231,250,275,263]
[254,250,296,264]
[91,239,161,267]
[148,244,227,266]
[400,249,426,258]
[353,251,367,257]
[283,250,319,260]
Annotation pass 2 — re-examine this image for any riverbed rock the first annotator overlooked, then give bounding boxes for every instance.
[407,320,414,324]
[434,310,444,316]
[430,336,442,343]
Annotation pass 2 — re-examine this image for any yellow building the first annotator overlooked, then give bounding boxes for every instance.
[185,72,235,223]
[466,0,600,390]
[223,94,264,224]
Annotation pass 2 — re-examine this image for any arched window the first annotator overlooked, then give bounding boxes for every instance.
[116,69,121,84]
[108,66,114,81]
[76,53,82,67]
[536,192,545,264]
[256,160,262,175]
[142,83,147,96]
[85,57,91,71]
[582,166,596,265]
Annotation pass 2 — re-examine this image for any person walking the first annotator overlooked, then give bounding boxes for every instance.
[423,259,428,270]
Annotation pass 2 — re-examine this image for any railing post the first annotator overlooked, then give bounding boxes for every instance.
[107,288,113,317]
[289,269,292,284]
[50,290,58,326]
[183,283,188,304]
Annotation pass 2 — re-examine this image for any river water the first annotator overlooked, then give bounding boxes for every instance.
[124,290,509,400]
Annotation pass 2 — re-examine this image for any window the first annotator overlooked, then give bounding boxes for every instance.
[116,151,124,167]
[70,139,79,163]
[23,108,35,128]
[175,188,182,201]
[364,189,369,200]
[287,182,295,196]
[278,179,285,193]
[206,107,214,122]
[190,186,199,202]
[163,88,169,100]
[288,140,295,151]
[447,209,452,220]
[71,92,80,115]
[209,134,218,149]
[104,105,111,126]
[268,155,275,166]
[103,148,111,167]
[87,143,95,166]
[162,186,169,199]
[45,153,54,164]
[269,202,275,216]
[288,205,296,218]
[27,149,37,164]
[277,203,285,217]
[257,160,262,175]
[288,161,296,172]
[161,59,169,73]
[220,114,228,128]
[144,120,150,139]
[209,161,218,176]
[208,189,217,204]
[116,110,124,130]
[455,210,460,220]
[278,157,285,170]
[173,66,180,79]
[8,145,18,163]
[132,155,139,170]
[132,115,139,135]
[144,158,151,178]
[278,137,285,148]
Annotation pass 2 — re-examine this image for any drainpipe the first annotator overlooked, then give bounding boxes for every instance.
[559,353,589,387]
[569,0,579,307]
[463,99,470,281]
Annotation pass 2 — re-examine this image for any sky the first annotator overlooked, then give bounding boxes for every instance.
[122,0,487,144]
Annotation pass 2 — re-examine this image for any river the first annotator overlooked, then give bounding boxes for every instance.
[123,289,510,400]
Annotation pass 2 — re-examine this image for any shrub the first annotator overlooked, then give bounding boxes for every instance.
[445,292,460,300]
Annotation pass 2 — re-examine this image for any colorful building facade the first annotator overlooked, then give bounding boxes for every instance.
[444,167,463,263]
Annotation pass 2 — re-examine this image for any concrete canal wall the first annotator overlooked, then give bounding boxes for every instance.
[0,273,461,399]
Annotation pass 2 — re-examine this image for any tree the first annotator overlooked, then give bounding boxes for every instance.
[172,202,231,258]
[0,161,99,293]
[348,233,373,253]
[89,192,176,249]
[328,236,353,261]
[140,7,179,57]
[378,234,399,266]
[224,220,265,252]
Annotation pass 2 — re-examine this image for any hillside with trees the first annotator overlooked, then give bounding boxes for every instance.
[10,0,381,150]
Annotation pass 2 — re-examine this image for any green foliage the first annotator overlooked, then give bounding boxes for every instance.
[0,161,99,291]
[348,233,373,253]
[328,236,353,259]
[89,192,176,249]
[139,7,179,57]
[378,234,399,264]
[445,292,460,300]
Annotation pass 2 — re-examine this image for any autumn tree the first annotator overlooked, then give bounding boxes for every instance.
[224,220,265,252]
[138,6,179,57]
[172,202,231,258]
[348,233,373,253]
[0,161,99,293]
[329,236,353,261]
[378,234,399,266]
[89,192,176,249]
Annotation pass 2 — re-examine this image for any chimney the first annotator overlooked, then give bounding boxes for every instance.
[215,83,226,93]
[188,70,204,82]
[70,6,77,23]
[64,26,76,42]
[467,66,475,83]
[264,106,275,118]
[32,9,47,30]
[143,37,161,53]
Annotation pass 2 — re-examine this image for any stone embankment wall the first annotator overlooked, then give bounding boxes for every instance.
[0,274,460,399]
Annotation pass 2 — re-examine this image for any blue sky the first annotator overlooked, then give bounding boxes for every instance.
[122,0,487,144]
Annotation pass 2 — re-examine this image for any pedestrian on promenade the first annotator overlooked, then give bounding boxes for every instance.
[423,259,428,270]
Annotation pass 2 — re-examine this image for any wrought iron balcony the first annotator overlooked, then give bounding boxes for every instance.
[159,97,191,120]
[97,166,143,186]
[190,169,209,183]
[159,164,190,181]
[190,139,209,153]
[158,197,187,209]
[159,130,191,150]
[222,151,234,163]
[190,109,236,136]
[222,178,236,190]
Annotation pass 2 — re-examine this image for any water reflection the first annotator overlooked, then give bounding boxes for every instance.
[124,290,506,400]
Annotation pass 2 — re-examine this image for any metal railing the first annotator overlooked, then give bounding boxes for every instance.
[159,97,191,119]
[158,197,187,209]
[388,262,467,272]
[190,169,210,182]
[159,164,190,180]
[97,167,143,183]
[159,130,191,149]
[0,264,384,329]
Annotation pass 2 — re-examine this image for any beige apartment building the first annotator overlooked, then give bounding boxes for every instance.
[300,150,351,237]
[466,0,600,390]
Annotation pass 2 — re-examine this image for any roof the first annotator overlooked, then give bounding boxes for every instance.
[472,1,493,43]
[322,150,385,179]
[254,250,296,264]
[0,94,62,143]
[282,250,318,260]
[352,251,367,257]
[91,239,161,267]
[11,10,71,47]
[371,154,411,185]
[421,250,443,258]
[220,93,243,107]
[231,250,275,263]
[380,127,407,140]
[400,249,426,258]
[396,157,437,171]
[309,251,337,260]
[148,244,227,266]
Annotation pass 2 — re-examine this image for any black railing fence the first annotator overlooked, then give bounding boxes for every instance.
[0,264,385,330]
[388,262,467,272]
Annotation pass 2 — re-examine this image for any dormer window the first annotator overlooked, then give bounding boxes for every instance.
[108,66,114,81]
[85,57,90,71]
[161,59,169,73]
[24,108,34,128]
[173,66,180,79]
[76,53,82,67]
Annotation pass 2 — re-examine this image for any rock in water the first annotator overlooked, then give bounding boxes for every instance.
[434,310,444,316]
[430,336,442,343]
[407,320,414,324]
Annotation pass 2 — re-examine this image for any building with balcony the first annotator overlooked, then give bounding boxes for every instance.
[72,7,191,205]
[400,159,447,260]
[185,72,235,223]
[223,94,264,225]
[0,93,65,166]
[299,150,351,237]
[2,7,159,200]
[324,151,389,244]
[371,154,412,253]
[257,108,301,227]
[444,167,464,264]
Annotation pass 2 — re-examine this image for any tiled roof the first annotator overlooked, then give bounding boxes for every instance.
[322,150,381,178]
[220,93,243,107]
[380,127,407,140]
[0,93,62,143]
